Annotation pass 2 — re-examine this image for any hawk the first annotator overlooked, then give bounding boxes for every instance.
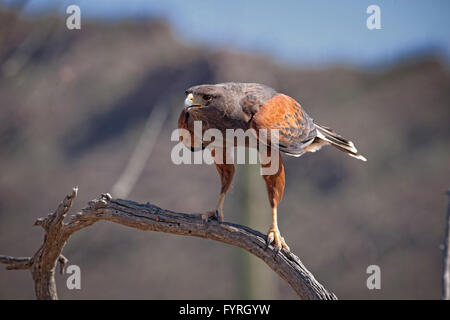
[177,82,366,252]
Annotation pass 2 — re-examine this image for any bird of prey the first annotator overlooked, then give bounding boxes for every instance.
[178,82,366,252]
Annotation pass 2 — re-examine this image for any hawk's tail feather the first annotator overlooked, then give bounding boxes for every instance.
[314,123,367,162]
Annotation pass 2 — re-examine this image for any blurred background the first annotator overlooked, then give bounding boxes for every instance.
[0,0,449,299]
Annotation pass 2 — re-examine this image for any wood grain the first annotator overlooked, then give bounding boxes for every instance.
[0,188,337,300]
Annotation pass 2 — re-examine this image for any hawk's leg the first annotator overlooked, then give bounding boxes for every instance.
[262,151,290,252]
[206,148,235,222]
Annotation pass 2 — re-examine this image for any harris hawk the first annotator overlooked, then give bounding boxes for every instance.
[178,82,366,252]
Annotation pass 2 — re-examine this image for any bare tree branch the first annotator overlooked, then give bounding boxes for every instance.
[0,188,337,300]
[443,189,450,300]
[0,255,31,270]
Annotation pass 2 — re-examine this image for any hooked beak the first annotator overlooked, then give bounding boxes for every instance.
[184,93,203,111]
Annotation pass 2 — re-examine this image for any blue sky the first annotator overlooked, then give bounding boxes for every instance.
[11,0,450,67]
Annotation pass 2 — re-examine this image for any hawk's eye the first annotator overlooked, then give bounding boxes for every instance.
[203,94,212,102]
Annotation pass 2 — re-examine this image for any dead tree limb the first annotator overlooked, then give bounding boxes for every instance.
[443,189,450,300]
[0,188,337,300]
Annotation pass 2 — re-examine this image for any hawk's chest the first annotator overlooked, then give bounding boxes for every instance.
[190,106,250,133]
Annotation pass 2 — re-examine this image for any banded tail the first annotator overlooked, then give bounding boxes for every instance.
[305,123,367,162]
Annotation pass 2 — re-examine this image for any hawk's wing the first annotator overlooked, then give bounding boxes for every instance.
[249,94,317,156]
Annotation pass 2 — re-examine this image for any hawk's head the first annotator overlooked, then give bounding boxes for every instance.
[181,83,250,132]
[182,82,276,120]
[184,84,230,114]
[178,83,243,151]
[177,82,277,150]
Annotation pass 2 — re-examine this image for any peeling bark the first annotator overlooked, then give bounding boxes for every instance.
[0,188,337,300]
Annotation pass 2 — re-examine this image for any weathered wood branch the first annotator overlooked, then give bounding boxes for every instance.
[0,255,31,270]
[0,188,337,300]
[443,189,450,300]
